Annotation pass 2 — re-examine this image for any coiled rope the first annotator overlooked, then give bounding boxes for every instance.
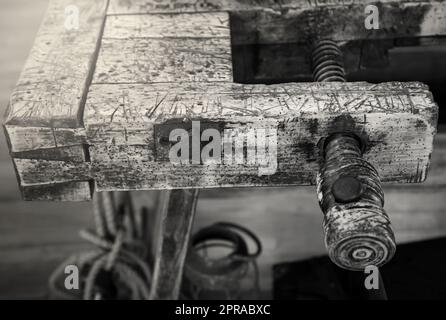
[49,192,152,300]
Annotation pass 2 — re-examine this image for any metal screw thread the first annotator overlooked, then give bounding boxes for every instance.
[317,134,396,271]
[312,40,346,82]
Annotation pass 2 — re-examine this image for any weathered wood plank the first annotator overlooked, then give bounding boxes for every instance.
[2,0,108,200]
[94,12,233,84]
[20,182,92,201]
[12,152,91,198]
[84,81,436,144]
[88,132,446,189]
[5,1,442,200]
[12,145,87,163]
[9,144,91,201]
[4,0,108,129]
[81,81,438,190]
[108,0,438,14]
[13,159,91,186]
[85,82,435,126]
[11,129,445,196]
[14,81,438,192]
[93,38,233,84]
[108,0,446,45]
[103,12,231,39]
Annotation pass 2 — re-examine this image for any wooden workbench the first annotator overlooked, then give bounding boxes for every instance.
[2,0,445,299]
[3,0,442,200]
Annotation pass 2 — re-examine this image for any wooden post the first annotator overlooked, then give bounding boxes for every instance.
[149,189,199,300]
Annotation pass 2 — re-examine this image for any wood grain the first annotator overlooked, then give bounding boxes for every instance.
[1,0,444,300]
[14,159,91,186]
[4,0,108,129]
[4,1,441,200]
[93,38,233,84]
[13,131,445,196]
[19,182,91,201]
[80,81,438,190]
[5,126,86,153]
[85,82,435,126]
[108,0,446,45]
[103,12,231,39]
[94,12,232,84]
[3,0,109,200]
[108,0,440,14]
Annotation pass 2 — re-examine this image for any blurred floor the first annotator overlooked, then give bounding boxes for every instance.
[0,0,445,300]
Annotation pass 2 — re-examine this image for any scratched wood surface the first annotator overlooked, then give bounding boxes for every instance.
[2,0,446,300]
[108,0,446,45]
[82,81,437,191]
[3,0,442,200]
[3,0,109,200]
[14,85,438,191]
[4,0,107,132]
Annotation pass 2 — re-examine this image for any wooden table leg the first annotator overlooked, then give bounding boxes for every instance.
[149,189,200,300]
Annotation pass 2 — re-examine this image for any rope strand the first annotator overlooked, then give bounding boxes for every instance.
[49,191,152,300]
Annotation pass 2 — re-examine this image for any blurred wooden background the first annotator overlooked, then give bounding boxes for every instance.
[0,0,445,299]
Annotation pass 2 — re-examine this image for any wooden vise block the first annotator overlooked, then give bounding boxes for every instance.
[3,0,441,201]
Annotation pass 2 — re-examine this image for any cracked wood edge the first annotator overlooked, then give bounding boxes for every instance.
[107,0,446,45]
[12,146,92,201]
[3,0,109,200]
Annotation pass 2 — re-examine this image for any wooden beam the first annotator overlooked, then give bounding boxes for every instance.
[3,0,109,200]
[11,130,445,198]
[83,81,437,190]
[16,81,438,191]
[108,0,446,45]
[149,189,199,299]
[11,146,92,201]
[20,182,92,202]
